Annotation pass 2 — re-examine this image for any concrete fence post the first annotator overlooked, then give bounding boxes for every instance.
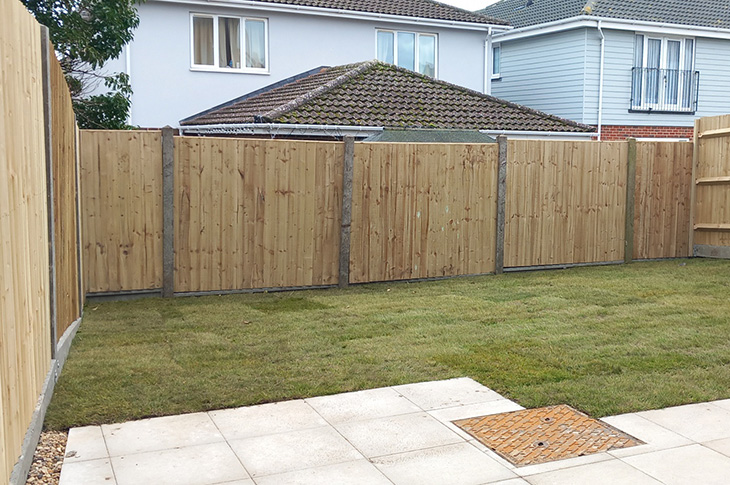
[40,26,58,358]
[495,135,508,274]
[625,138,637,264]
[162,126,176,297]
[339,136,355,288]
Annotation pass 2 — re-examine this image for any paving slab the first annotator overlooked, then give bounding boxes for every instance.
[58,458,115,485]
[111,442,249,485]
[209,399,327,441]
[622,444,730,485]
[62,426,108,463]
[601,413,693,458]
[524,458,662,485]
[253,459,391,485]
[227,425,362,478]
[637,402,730,443]
[393,377,504,410]
[334,411,463,458]
[101,412,224,456]
[306,386,422,424]
[372,441,517,485]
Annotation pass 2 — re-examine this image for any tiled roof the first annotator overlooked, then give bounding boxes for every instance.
[181,61,594,133]
[248,0,508,25]
[480,0,730,29]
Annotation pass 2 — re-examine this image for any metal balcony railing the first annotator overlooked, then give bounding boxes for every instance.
[630,67,699,113]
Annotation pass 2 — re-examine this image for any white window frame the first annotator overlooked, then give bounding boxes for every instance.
[375,29,439,78]
[190,13,269,74]
[492,44,501,79]
[633,34,696,112]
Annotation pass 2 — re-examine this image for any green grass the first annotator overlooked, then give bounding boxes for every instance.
[45,259,730,430]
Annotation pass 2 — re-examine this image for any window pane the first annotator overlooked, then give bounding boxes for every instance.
[632,35,643,107]
[646,39,661,104]
[418,35,436,77]
[245,19,266,68]
[193,16,214,66]
[666,40,681,105]
[218,17,241,68]
[492,45,501,75]
[682,39,695,109]
[377,31,394,64]
[397,32,415,71]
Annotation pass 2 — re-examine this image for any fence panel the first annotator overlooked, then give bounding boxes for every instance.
[80,130,163,293]
[350,143,499,283]
[0,2,52,482]
[505,140,628,267]
[50,42,82,336]
[694,115,730,253]
[633,141,693,260]
[174,137,343,292]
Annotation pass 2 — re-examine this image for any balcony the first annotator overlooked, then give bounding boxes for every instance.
[630,67,699,114]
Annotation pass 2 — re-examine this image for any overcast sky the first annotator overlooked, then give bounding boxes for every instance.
[438,0,500,11]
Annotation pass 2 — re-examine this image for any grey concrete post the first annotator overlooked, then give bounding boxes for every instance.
[162,126,176,297]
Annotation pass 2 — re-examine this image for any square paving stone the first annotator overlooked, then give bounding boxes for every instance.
[394,378,503,411]
[622,444,730,485]
[227,426,362,477]
[335,412,463,458]
[111,442,249,485]
[209,399,327,441]
[64,426,109,463]
[254,459,392,485]
[372,441,517,485]
[454,405,642,467]
[638,402,730,443]
[101,412,224,456]
[58,458,116,485]
[306,387,421,425]
[526,458,662,485]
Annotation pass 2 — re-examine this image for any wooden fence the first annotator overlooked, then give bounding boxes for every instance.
[1,4,52,483]
[693,115,730,258]
[79,134,696,294]
[1,2,83,482]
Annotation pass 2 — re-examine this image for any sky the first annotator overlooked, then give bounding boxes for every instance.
[438,0,500,11]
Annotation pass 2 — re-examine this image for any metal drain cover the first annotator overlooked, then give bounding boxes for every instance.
[453,404,643,466]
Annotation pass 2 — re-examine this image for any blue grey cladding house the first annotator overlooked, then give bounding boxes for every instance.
[480,0,730,140]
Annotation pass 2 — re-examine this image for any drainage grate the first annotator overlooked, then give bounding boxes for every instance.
[453,404,643,466]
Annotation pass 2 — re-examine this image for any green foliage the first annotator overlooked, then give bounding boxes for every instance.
[22,0,140,128]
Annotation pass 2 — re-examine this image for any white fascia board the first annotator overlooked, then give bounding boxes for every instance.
[493,15,730,42]
[181,123,384,137]
[481,129,595,140]
[150,0,512,32]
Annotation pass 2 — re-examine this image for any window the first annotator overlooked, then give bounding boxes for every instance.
[376,30,437,77]
[191,14,267,72]
[631,34,698,112]
[492,44,501,78]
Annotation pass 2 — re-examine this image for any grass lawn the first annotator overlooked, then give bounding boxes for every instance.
[45,259,730,430]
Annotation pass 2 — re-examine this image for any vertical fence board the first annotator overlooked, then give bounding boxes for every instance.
[0,2,52,482]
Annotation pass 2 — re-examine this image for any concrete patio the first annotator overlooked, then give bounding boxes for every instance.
[59,378,730,485]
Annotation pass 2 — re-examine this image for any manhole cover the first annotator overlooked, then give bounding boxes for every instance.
[453,404,643,466]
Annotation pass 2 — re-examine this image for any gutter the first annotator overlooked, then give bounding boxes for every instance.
[180,122,384,138]
[493,15,730,42]
[152,0,512,32]
[481,129,595,139]
[597,21,605,140]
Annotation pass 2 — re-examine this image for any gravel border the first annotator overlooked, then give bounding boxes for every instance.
[25,431,67,485]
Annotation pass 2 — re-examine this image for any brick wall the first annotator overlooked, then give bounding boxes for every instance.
[595,125,695,141]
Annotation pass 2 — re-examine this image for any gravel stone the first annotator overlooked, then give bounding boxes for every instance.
[25,431,67,485]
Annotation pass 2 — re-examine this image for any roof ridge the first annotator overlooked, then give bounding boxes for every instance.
[375,62,592,131]
[260,60,379,122]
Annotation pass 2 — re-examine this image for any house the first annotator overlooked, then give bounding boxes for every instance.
[103,0,513,128]
[179,60,596,139]
[479,0,730,140]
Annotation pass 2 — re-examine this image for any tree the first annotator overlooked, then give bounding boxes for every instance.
[22,0,140,129]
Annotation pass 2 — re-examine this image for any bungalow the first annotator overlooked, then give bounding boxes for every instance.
[180,60,596,139]
[480,0,730,140]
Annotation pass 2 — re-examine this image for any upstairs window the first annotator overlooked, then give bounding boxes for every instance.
[631,34,698,112]
[191,14,267,72]
[492,44,501,78]
[376,30,437,77]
